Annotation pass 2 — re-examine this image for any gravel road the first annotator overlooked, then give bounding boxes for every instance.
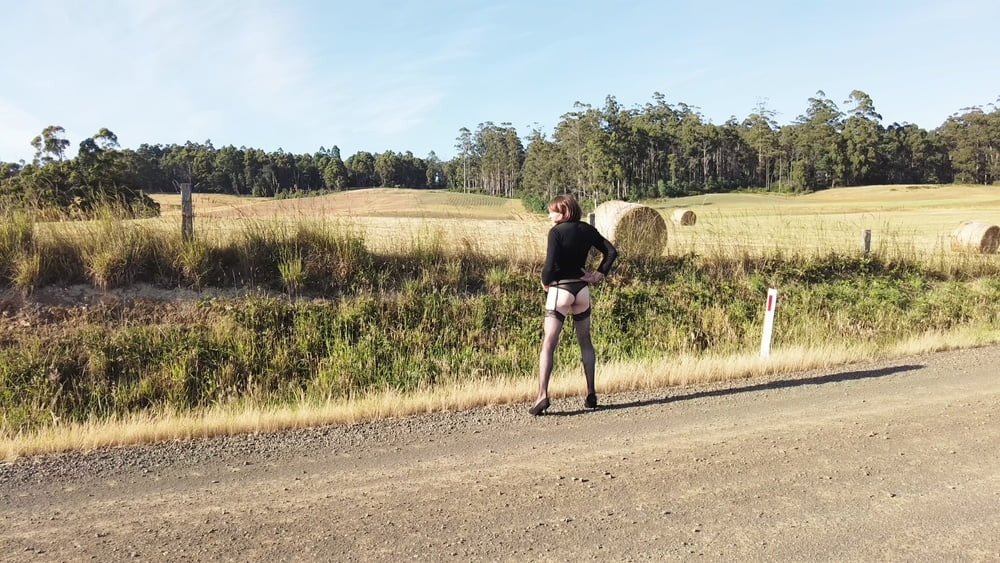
[2,345,999,562]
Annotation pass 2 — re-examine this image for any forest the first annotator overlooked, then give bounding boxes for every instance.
[1,90,998,218]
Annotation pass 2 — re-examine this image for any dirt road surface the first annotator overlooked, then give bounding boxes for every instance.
[3,346,999,561]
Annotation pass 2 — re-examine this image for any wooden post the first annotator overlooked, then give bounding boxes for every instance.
[588,212,595,226]
[181,183,193,242]
[862,229,871,255]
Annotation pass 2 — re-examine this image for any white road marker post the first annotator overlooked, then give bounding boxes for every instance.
[759,288,779,359]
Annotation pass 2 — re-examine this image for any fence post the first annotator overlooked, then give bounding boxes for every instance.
[862,229,871,255]
[181,183,193,242]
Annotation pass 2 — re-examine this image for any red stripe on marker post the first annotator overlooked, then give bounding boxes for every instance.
[760,288,779,359]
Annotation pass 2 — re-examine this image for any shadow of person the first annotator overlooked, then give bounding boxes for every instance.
[551,363,926,415]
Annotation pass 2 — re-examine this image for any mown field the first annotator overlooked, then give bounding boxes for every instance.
[141,184,1000,259]
[656,185,1000,258]
[2,184,999,458]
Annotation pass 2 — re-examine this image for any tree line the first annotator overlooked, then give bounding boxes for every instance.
[515,90,998,203]
[1,90,998,217]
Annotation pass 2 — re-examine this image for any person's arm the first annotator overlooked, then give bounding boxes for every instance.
[581,233,617,284]
[594,235,618,276]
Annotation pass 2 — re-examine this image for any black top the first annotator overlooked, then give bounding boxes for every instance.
[541,221,618,285]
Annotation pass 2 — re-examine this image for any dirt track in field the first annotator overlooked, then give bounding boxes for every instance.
[2,345,999,561]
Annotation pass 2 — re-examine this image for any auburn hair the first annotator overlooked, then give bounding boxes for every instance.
[547,194,582,222]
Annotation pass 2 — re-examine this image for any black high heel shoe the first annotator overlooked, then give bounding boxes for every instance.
[584,393,598,409]
[529,398,550,416]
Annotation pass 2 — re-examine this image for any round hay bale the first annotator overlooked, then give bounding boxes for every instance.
[951,221,1000,254]
[671,208,697,226]
[592,201,667,258]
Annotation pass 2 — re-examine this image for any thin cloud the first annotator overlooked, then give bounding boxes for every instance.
[0,98,44,163]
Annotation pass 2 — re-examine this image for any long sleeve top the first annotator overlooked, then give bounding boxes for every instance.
[540,221,618,285]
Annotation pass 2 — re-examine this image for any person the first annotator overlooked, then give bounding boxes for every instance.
[530,194,618,415]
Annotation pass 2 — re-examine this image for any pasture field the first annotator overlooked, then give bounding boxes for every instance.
[140,189,547,257]
[3,184,1000,458]
[141,184,1000,261]
[150,188,527,221]
[654,184,1000,259]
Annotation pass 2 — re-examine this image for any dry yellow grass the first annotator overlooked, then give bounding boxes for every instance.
[149,192,271,216]
[150,188,527,220]
[54,189,550,258]
[654,184,1000,259]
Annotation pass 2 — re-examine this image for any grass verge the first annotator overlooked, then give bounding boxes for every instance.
[4,326,998,461]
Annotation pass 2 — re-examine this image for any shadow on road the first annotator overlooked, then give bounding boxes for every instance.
[552,363,926,416]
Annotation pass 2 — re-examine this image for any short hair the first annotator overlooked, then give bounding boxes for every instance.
[547,194,582,222]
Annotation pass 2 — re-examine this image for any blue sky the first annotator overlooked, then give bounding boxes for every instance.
[2,0,999,164]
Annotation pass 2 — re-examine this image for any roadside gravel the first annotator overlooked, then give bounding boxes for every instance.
[3,345,999,561]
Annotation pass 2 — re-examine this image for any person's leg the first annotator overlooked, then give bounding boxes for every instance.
[573,314,595,396]
[536,312,563,402]
[571,287,597,406]
[533,286,574,413]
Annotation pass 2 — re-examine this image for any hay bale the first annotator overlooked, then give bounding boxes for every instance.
[592,201,667,258]
[951,221,1000,254]
[671,208,697,226]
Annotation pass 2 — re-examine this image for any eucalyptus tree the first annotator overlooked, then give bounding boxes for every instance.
[424,151,447,189]
[879,124,914,184]
[398,151,429,188]
[0,161,22,181]
[474,122,523,197]
[675,103,713,189]
[454,127,476,192]
[266,150,297,193]
[76,128,128,192]
[938,106,999,184]
[193,141,218,191]
[521,129,569,201]
[345,151,376,187]
[713,119,754,191]
[841,90,884,185]
[879,123,949,184]
[785,91,845,190]
[242,148,269,196]
[161,141,215,190]
[633,93,682,194]
[133,144,171,192]
[3,127,156,215]
[3,160,75,210]
[554,102,606,200]
[213,145,245,194]
[321,145,349,190]
[294,152,324,192]
[90,128,119,151]
[742,101,781,189]
[374,150,404,187]
[594,96,635,200]
[30,125,71,165]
